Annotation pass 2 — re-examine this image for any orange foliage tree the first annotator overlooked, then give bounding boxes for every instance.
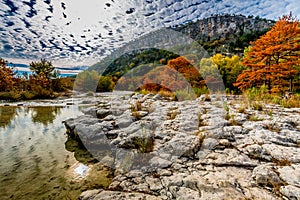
[167,56,203,88]
[0,58,17,92]
[234,14,300,93]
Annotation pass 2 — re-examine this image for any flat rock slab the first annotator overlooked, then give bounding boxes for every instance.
[63,94,300,200]
[80,190,162,200]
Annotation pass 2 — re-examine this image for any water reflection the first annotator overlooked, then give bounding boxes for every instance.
[65,135,98,164]
[0,106,63,127]
[0,105,85,199]
[29,106,62,126]
[0,106,19,128]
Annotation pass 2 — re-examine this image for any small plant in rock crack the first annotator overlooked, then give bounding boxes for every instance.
[133,124,155,153]
[167,108,178,120]
[272,158,292,166]
[223,102,232,121]
[237,105,247,114]
[228,114,242,126]
[195,131,206,146]
[145,101,154,113]
[265,109,273,117]
[223,102,230,112]
[132,111,142,120]
[204,93,211,101]
[130,101,143,120]
[265,123,281,133]
[251,102,263,111]
[225,112,231,120]
[130,101,142,111]
[248,114,262,121]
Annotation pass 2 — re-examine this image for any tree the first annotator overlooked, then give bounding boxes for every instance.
[199,57,223,91]
[212,54,245,92]
[0,58,16,92]
[74,70,100,92]
[29,59,55,79]
[167,56,202,88]
[234,13,300,93]
[96,76,115,92]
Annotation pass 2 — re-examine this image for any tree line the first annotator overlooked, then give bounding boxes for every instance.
[1,14,299,101]
[0,59,74,100]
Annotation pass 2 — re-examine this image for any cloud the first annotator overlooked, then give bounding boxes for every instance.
[0,0,299,67]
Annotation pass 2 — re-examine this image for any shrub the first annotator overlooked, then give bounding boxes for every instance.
[280,94,300,108]
[246,85,268,101]
[158,90,175,99]
[193,87,209,97]
[252,102,263,111]
[0,91,21,101]
[96,76,115,92]
[20,91,35,100]
[139,89,150,95]
[52,77,74,92]
[175,89,197,101]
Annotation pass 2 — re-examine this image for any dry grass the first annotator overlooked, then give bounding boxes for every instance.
[167,107,178,120]
[130,101,143,120]
[252,102,263,111]
[272,158,292,166]
[248,114,262,121]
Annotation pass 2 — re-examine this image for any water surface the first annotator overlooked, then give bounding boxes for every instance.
[0,105,85,199]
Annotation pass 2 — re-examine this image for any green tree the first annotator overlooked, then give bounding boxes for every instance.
[96,76,115,92]
[29,59,55,79]
[74,70,100,92]
[198,57,223,91]
[212,54,245,93]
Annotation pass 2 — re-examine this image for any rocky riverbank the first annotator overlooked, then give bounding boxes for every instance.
[63,92,300,200]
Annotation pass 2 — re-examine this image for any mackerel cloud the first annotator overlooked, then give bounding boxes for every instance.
[0,0,299,67]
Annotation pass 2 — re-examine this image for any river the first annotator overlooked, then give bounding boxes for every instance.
[0,104,91,199]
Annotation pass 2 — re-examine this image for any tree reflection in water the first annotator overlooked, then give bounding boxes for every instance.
[28,106,62,126]
[0,106,19,128]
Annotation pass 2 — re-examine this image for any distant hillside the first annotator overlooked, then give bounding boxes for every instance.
[89,14,275,78]
[175,14,275,54]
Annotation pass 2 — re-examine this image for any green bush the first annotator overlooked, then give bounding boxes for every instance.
[246,85,268,101]
[193,87,209,97]
[96,76,115,92]
[175,89,197,101]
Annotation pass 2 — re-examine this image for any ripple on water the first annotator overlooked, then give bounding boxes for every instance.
[28,145,35,154]
[0,105,91,199]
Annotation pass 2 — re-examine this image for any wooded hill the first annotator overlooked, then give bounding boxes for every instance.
[89,14,275,78]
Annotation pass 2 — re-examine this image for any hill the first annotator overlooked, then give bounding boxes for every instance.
[89,14,275,78]
[175,14,275,54]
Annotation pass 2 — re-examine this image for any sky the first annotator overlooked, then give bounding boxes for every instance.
[0,0,299,68]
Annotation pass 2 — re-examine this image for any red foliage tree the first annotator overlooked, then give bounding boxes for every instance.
[167,56,203,88]
[234,13,300,93]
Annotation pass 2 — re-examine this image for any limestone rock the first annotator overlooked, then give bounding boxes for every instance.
[280,185,300,200]
[252,164,281,187]
[80,190,162,200]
